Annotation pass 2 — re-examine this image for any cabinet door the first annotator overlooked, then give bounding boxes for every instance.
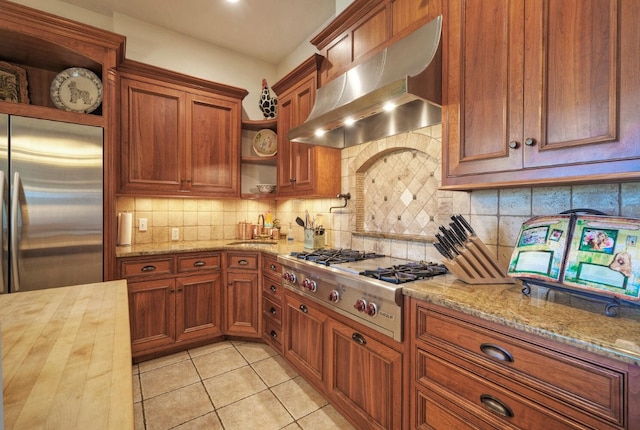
[444,0,524,178]
[176,273,223,342]
[120,77,186,193]
[225,271,261,337]
[187,93,240,196]
[522,0,625,167]
[326,318,403,430]
[277,75,316,196]
[128,278,176,355]
[283,291,327,386]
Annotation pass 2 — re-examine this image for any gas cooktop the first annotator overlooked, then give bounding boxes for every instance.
[288,249,448,284]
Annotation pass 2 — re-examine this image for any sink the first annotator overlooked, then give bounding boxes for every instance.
[226,240,278,246]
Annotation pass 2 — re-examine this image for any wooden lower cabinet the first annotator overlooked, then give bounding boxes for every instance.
[283,289,405,430]
[119,252,224,360]
[225,252,261,337]
[326,318,403,430]
[262,254,284,353]
[410,298,639,429]
[283,291,327,388]
[176,273,223,342]
[128,277,176,355]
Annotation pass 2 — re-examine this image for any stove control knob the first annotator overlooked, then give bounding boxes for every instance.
[354,299,367,312]
[302,278,317,292]
[283,271,297,283]
[365,302,378,317]
[328,290,340,303]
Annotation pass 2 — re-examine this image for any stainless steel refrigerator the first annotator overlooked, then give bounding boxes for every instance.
[0,114,103,293]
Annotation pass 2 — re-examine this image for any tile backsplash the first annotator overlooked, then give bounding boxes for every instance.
[116,125,640,271]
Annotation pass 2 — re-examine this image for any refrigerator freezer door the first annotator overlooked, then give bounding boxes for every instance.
[9,116,103,291]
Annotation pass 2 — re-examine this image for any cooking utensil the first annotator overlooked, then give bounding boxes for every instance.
[295,217,305,228]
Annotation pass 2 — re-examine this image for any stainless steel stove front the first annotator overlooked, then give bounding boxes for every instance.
[277,255,404,342]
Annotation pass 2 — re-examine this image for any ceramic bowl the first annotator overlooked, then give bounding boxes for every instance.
[256,184,276,193]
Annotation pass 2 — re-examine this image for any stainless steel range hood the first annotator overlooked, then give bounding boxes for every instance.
[288,15,442,149]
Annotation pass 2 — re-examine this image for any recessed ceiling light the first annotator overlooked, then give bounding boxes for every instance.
[344,117,355,126]
[226,0,240,3]
[314,129,326,137]
[383,102,396,112]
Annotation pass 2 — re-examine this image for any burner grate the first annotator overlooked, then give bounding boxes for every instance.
[291,249,385,266]
[360,262,448,284]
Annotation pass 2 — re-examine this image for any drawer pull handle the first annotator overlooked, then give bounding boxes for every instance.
[299,304,308,313]
[351,332,367,345]
[270,264,277,271]
[480,343,514,362]
[193,261,206,267]
[270,285,277,292]
[141,265,157,272]
[269,307,277,315]
[480,394,513,417]
[270,330,278,338]
[238,259,249,265]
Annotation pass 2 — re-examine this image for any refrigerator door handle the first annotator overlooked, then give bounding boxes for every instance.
[10,171,21,292]
[0,171,5,293]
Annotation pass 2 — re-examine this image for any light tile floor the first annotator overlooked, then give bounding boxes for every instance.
[132,340,357,430]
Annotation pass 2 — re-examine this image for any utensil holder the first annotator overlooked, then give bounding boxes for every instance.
[304,228,324,249]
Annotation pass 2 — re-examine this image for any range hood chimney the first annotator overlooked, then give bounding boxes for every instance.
[288,15,442,149]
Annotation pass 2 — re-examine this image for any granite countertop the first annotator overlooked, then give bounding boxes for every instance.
[116,239,300,258]
[116,241,640,366]
[0,280,133,430]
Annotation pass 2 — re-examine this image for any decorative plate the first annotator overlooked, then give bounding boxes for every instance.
[252,129,277,157]
[50,67,103,113]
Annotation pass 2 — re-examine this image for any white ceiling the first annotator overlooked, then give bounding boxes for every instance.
[59,0,338,64]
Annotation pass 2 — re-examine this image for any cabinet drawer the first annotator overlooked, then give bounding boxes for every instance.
[226,252,258,270]
[262,275,283,300]
[177,253,221,273]
[418,347,601,430]
[120,257,174,278]
[263,296,282,325]
[415,305,624,427]
[262,255,282,276]
[263,317,282,351]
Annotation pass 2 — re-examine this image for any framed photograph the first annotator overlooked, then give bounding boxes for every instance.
[0,61,29,104]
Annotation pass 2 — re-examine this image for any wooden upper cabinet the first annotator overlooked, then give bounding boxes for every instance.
[442,0,640,189]
[273,55,341,198]
[117,60,247,197]
[312,0,442,85]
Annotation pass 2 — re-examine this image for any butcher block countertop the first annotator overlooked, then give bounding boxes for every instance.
[0,280,133,430]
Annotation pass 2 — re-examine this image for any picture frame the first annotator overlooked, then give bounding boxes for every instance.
[0,61,29,104]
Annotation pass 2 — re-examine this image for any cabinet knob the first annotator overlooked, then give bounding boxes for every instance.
[270,264,277,271]
[289,178,296,183]
[508,140,519,149]
[524,137,536,146]
[270,285,277,292]
[270,330,278,338]
[299,304,308,313]
[269,307,277,315]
